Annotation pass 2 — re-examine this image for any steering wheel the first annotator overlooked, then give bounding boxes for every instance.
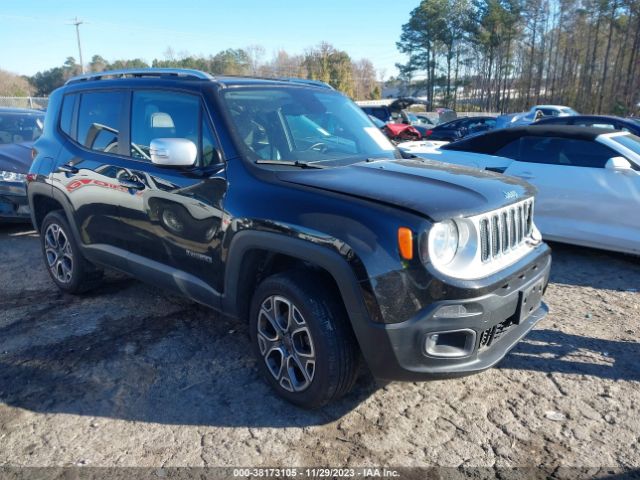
[306,142,329,153]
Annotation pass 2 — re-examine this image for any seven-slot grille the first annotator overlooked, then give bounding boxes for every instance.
[479,199,534,262]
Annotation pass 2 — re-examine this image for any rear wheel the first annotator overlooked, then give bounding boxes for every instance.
[249,271,359,408]
[40,211,102,293]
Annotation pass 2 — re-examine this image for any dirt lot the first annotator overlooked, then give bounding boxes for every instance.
[0,222,638,472]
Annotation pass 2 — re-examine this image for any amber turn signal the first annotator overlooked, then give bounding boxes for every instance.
[397,227,413,260]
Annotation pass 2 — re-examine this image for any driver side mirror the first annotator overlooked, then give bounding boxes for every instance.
[150,138,197,167]
[605,156,633,172]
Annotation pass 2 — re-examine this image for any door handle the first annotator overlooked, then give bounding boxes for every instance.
[118,178,146,190]
[56,163,79,174]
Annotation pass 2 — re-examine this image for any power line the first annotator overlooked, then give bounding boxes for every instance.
[68,17,85,74]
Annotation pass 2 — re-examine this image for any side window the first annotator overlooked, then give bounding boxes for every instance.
[130,90,208,164]
[468,118,493,133]
[77,91,124,153]
[495,138,522,160]
[519,137,564,164]
[59,94,77,138]
[539,108,559,117]
[511,136,615,168]
[557,139,616,168]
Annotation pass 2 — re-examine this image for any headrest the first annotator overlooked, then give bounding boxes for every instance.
[151,112,175,128]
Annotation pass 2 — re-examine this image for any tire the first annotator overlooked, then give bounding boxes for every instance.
[40,210,103,294]
[249,270,360,408]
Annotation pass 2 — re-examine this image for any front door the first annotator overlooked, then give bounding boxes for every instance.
[115,89,227,303]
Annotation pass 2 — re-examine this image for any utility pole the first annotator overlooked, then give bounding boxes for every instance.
[70,17,85,74]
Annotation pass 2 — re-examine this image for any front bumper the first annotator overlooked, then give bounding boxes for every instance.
[0,181,30,221]
[360,247,551,381]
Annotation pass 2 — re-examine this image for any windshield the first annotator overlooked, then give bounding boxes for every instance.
[611,133,640,158]
[414,114,434,126]
[406,112,418,122]
[221,87,399,166]
[0,111,44,144]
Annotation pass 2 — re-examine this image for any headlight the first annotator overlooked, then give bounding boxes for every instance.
[427,220,459,266]
[0,170,27,182]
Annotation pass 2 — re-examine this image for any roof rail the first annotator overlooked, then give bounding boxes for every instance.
[65,68,214,85]
[275,77,334,90]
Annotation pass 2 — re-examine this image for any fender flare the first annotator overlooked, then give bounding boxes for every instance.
[222,229,374,333]
[28,181,81,245]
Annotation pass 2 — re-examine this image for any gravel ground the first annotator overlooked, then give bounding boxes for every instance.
[0,222,638,472]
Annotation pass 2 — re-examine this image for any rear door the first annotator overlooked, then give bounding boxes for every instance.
[52,90,132,262]
[501,136,635,248]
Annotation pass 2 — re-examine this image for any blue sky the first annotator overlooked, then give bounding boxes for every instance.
[1,0,416,79]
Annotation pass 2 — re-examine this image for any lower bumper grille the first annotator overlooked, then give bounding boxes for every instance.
[478,318,516,350]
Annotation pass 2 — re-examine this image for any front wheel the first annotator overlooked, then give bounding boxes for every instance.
[249,271,360,408]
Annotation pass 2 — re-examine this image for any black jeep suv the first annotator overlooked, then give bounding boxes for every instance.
[28,69,551,407]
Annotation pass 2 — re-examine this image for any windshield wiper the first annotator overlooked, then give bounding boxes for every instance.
[255,160,325,169]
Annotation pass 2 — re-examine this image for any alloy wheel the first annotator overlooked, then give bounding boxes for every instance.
[44,223,74,284]
[256,295,316,392]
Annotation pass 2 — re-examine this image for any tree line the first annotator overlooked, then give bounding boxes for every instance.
[396,0,640,115]
[1,42,381,101]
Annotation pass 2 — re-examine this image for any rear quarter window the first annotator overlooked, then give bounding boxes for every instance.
[59,94,77,138]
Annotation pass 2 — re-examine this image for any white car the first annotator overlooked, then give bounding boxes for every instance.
[402,125,640,255]
[497,105,578,128]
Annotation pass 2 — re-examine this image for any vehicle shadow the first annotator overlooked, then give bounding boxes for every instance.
[0,222,37,237]
[0,281,379,428]
[499,329,640,382]
[546,241,639,291]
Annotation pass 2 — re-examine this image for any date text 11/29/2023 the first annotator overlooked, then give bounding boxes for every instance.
[232,468,400,478]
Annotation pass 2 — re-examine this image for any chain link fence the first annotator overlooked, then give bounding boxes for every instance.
[0,97,49,110]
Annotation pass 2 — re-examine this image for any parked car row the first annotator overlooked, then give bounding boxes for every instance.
[359,99,494,145]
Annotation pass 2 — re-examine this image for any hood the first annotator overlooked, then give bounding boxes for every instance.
[0,142,34,173]
[277,159,534,222]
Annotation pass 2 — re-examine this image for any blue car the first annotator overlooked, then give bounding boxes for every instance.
[0,107,45,221]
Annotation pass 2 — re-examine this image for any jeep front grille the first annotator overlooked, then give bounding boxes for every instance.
[479,199,534,262]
